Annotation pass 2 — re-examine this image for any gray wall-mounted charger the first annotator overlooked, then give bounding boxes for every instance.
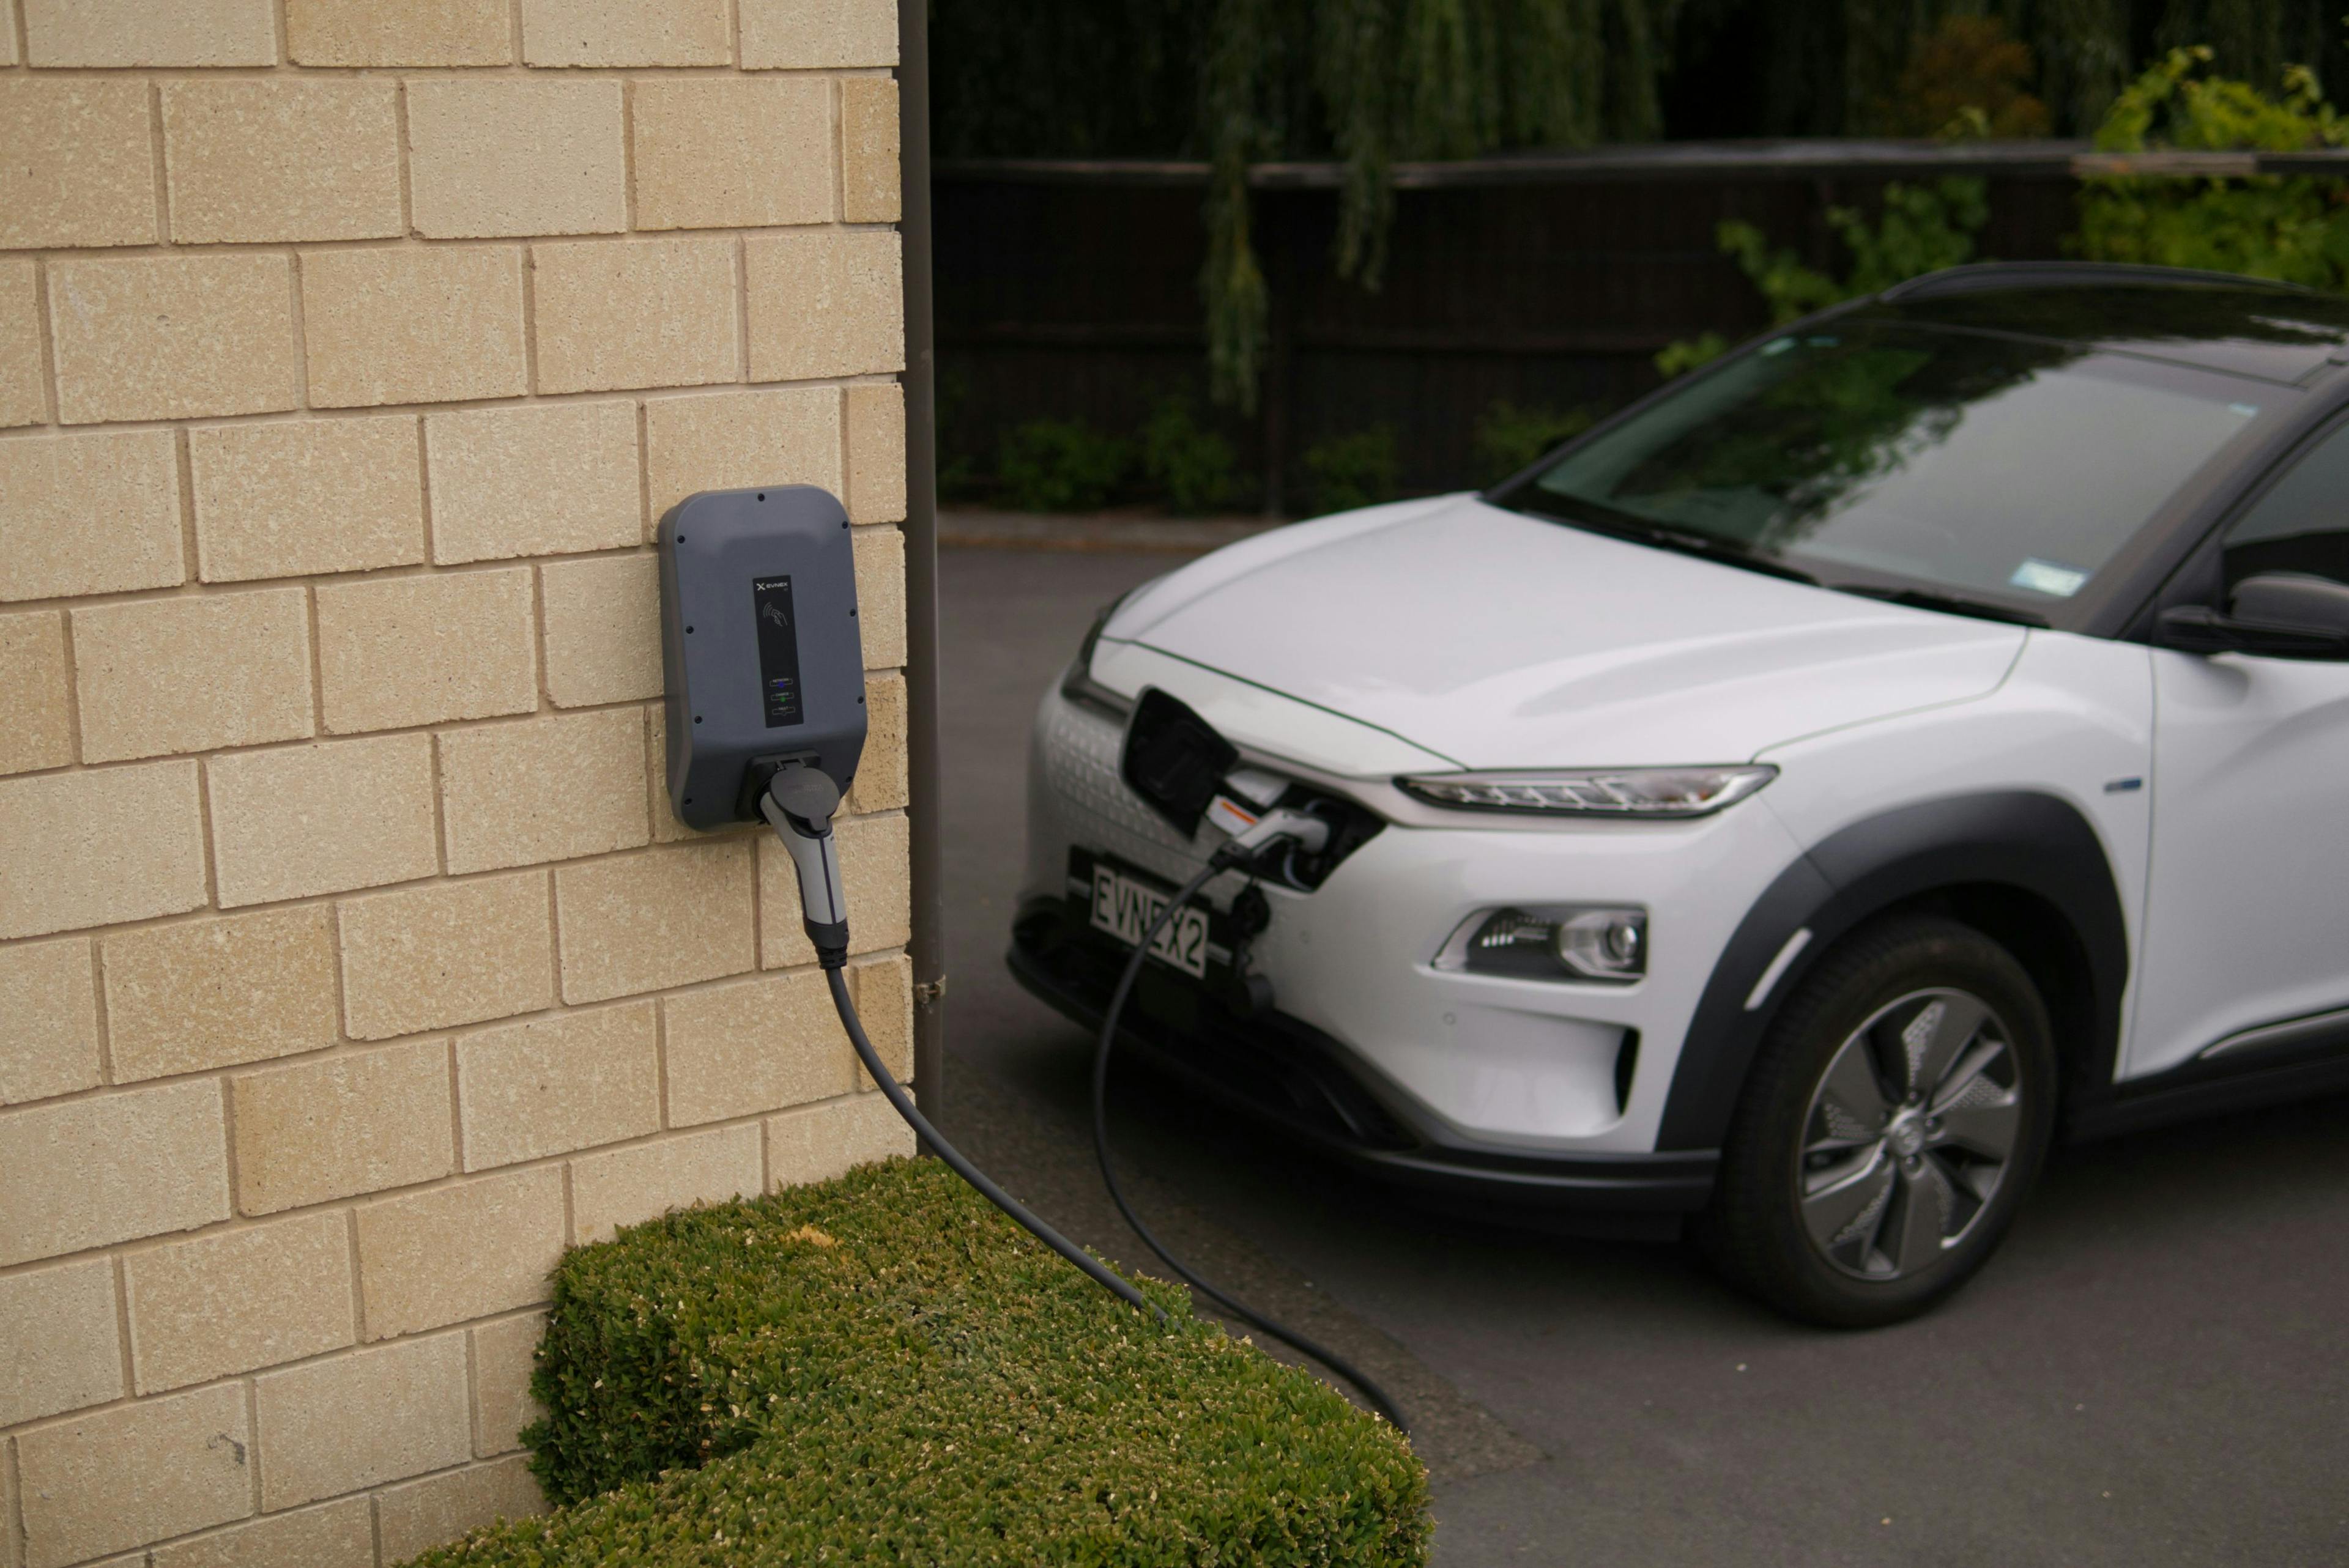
[658,484,868,831]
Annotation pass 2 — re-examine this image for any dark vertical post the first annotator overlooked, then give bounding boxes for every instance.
[898,0,947,1125]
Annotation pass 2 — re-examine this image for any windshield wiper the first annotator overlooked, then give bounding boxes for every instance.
[1833,583,2049,628]
[1509,494,1822,586]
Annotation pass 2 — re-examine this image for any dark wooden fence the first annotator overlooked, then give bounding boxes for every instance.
[931,141,2178,510]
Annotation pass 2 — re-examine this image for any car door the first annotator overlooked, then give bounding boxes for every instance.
[2129,415,2349,1079]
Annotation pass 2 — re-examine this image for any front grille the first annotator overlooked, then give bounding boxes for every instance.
[1038,695,1224,892]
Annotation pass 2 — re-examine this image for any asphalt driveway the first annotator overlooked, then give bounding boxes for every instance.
[931,541,2349,1567]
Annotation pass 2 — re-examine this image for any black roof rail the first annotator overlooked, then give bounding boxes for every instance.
[1880,261,2312,302]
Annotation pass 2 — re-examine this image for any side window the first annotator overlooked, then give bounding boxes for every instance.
[2224,418,2349,590]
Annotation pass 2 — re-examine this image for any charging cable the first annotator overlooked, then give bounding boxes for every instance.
[767,766,1406,1431]
[761,763,1160,1318]
[1090,810,1410,1433]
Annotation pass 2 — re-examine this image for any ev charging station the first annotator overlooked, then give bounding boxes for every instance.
[659,484,1405,1427]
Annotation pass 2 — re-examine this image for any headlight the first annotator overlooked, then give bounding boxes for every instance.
[1397,765,1776,818]
[1435,905,1649,982]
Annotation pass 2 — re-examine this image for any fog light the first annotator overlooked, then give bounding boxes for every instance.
[1445,905,1648,983]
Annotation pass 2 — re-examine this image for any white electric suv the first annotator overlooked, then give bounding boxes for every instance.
[1009,262,2349,1325]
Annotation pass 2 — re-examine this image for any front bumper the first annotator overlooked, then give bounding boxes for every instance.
[1008,898,1719,1213]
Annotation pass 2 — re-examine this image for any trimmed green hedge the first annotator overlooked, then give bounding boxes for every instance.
[403,1158,1428,1567]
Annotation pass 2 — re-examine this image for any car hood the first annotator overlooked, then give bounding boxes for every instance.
[1102,494,2027,771]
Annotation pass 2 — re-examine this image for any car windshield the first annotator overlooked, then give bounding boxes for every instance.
[1505,320,2273,614]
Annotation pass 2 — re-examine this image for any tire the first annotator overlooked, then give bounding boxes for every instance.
[1698,914,2058,1328]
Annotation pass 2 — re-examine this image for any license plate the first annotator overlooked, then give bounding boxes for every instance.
[1086,862,1212,978]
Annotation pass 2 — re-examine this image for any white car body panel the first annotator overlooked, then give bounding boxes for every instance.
[2129,648,2349,1077]
[1113,495,2027,769]
[1088,641,1458,776]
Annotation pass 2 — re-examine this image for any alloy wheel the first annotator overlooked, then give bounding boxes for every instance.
[1795,987,2025,1281]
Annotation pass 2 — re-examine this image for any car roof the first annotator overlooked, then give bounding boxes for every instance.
[1857,262,2349,385]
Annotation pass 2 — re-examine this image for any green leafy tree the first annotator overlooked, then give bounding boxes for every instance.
[1657,176,1990,376]
[2071,45,2349,286]
[1198,0,1680,409]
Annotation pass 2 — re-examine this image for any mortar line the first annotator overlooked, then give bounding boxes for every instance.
[415,412,437,565]
[462,1315,482,1456]
[172,426,199,596]
[111,1252,137,1397]
[83,928,114,1095]
[520,245,540,396]
[395,80,415,237]
[31,257,59,427]
[346,1207,368,1345]
[732,234,751,383]
[147,80,169,243]
[243,1377,262,1515]
[620,79,638,233]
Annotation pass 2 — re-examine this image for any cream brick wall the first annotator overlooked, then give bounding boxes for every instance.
[0,2,915,1561]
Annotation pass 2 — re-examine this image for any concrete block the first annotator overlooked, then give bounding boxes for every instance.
[316,567,538,733]
[303,245,527,409]
[631,78,829,231]
[845,381,906,523]
[533,237,739,396]
[0,80,157,249]
[0,760,207,941]
[0,1078,228,1267]
[72,587,313,763]
[49,253,299,424]
[103,906,341,1082]
[644,386,840,520]
[840,77,901,223]
[0,610,73,775]
[739,0,896,67]
[744,229,903,382]
[150,1498,375,1568]
[15,1383,251,1568]
[845,669,907,814]
[191,415,426,583]
[661,969,852,1128]
[338,870,555,1040]
[522,0,727,65]
[376,1454,548,1564]
[1,260,44,425]
[208,732,438,907]
[356,1164,563,1339]
[163,80,403,244]
[848,952,911,1088]
[470,1311,546,1456]
[854,523,907,667]
[253,1332,471,1510]
[554,840,755,1004]
[0,937,101,1106]
[569,1122,760,1244]
[766,1093,911,1189]
[0,430,182,602]
[456,1000,658,1170]
[230,1038,454,1215]
[407,79,626,240]
[439,709,650,875]
[540,554,662,708]
[288,0,512,65]
[0,1259,123,1427]
[23,0,274,64]
[124,1209,355,1392]
[425,399,640,565]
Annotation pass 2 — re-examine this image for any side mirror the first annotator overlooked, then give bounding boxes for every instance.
[2157,572,2349,659]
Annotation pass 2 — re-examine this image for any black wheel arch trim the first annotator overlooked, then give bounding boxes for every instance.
[1657,791,2129,1152]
